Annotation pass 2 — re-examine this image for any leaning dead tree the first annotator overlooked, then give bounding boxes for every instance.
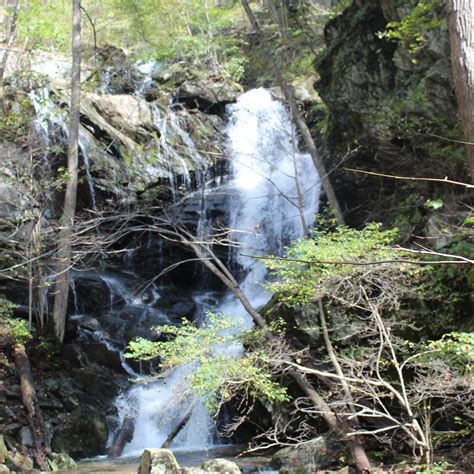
[134,218,370,472]
[240,0,345,225]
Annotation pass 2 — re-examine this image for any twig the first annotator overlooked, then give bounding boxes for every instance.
[343,168,474,189]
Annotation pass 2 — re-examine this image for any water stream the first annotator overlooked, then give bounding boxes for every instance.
[114,88,321,455]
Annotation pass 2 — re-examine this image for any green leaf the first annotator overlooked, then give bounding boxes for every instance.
[424,199,444,210]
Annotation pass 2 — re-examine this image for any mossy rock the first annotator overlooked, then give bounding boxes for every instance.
[51,406,108,460]
[137,449,180,474]
[46,452,77,472]
[201,458,241,473]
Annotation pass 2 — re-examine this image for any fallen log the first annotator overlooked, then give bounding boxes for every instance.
[161,403,195,449]
[108,416,135,459]
[13,343,51,471]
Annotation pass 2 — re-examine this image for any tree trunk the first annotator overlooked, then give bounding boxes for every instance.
[447,0,474,182]
[13,344,50,470]
[241,0,345,225]
[108,416,135,459]
[161,403,195,449]
[0,0,20,84]
[52,0,81,342]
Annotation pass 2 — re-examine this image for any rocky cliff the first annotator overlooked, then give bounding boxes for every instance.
[316,0,468,228]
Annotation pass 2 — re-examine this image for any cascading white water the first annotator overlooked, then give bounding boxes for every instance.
[116,88,321,456]
[30,88,98,209]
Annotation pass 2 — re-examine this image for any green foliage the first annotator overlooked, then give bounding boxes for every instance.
[0,96,33,143]
[424,198,443,210]
[413,238,474,335]
[331,0,353,15]
[421,332,473,375]
[0,299,30,345]
[416,461,450,474]
[126,313,289,411]
[377,0,444,56]
[17,0,71,51]
[15,0,248,80]
[264,223,399,305]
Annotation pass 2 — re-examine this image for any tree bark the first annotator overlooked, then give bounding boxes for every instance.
[13,344,50,470]
[161,403,195,449]
[108,416,135,459]
[447,0,474,182]
[241,0,345,225]
[52,0,81,342]
[0,0,20,84]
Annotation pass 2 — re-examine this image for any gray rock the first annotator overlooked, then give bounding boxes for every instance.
[271,437,336,473]
[138,449,180,474]
[174,80,240,113]
[19,426,33,447]
[0,464,10,473]
[5,450,34,471]
[201,458,241,474]
[81,93,157,149]
[424,211,469,250]
[51,406,108,459]
[0,435,8,464]
[46,452,77,472]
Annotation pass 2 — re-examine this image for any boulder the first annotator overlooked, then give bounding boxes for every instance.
[46,452,77,472]
[0,465,10,473]
[292,76,321,103]
[5,451,34,471]
[0,183,21,221]
[62,341,125,374]
[81,93,157,149]
[19,426,33,448]
[174,80,239,114]
[201,458,241,473]
[271,437,337,473]
[138,449,180,474]
[0,435,8,464]
[424,211,470,250]
[317,468,349,474]
[315,0,462,227]
[72,367,126,404]
[69,274,116,316]
[90,45,147,95]
[51,406,108,459]
[153,62,189,86]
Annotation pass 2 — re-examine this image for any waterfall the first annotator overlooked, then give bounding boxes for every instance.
[115,88,321,456]
[30,88,98,210]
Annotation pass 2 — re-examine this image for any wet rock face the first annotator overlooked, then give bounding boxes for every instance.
[51,406,108,460]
